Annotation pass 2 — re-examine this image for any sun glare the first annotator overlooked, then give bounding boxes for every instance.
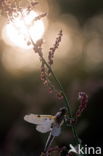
[2,9,45,49]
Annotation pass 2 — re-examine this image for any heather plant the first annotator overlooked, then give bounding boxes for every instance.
[0,1,88,156]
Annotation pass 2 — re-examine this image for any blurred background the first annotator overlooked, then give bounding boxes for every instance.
[0,0,103,155]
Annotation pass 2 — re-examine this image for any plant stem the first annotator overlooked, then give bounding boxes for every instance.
[21,10,80,146]
[40,56,80,145]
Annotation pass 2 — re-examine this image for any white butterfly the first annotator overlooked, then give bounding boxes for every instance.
[24,107,66,152]
[24,114,55,133]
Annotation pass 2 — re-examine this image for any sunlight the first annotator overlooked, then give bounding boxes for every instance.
[2,9,45,49]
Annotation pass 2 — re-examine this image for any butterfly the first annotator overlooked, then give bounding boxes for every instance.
[24,107,66,152]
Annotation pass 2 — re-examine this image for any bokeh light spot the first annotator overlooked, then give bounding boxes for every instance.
[2,9,45,49]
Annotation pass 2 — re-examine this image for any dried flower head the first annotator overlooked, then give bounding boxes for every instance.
[33,13,47,21]
[76,92,88,118]
[48,30,63,66]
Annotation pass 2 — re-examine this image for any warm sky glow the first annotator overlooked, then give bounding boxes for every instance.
[2,9,45,49]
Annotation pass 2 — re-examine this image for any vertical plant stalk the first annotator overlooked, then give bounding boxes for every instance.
[20,9,80,147]
[40,55,80,145]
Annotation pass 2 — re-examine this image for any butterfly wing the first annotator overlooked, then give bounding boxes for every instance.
[24,114,55,125]
[51,125,61,136]
[36,122,51,133]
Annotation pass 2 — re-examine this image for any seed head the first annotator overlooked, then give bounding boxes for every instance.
[76,92,88,118]
[48,30,63,66]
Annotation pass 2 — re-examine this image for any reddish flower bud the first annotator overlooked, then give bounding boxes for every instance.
[56,91,63,100]
[76,92,88,118]
[48,30,63,67]
[48,87,53,94]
